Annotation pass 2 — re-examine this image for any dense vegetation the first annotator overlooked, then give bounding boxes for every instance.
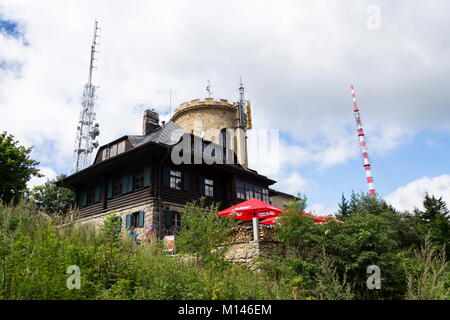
[0,193,448,300]
[29,174,75,215]
[0,132,41,205]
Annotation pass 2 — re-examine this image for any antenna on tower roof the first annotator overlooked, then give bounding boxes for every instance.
[72,21,101,173]
[206,80,213,97]
[238,76,247,128]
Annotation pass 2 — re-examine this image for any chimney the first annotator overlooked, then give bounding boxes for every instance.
[142,109,160,135]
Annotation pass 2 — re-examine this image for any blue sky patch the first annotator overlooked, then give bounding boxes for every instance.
[0,18,22,38]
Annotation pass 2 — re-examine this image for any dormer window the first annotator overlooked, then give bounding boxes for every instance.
[110,144,117,157]
[118,141,125,154]
[103,148,110,160]
[102,141,126,161]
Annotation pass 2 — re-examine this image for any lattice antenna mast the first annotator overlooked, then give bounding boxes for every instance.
[72,21,101,173]
[238,77,247,127]
[350,85,376,196]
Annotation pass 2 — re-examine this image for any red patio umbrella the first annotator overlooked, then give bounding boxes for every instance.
[260,212,342,225]
[259,216,282,225]
[218,198,282,242]
[218,198,282,221]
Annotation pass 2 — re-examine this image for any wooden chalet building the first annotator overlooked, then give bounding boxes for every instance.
[59,113,292,238]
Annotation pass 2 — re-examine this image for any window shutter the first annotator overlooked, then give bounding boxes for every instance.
[80,191,87,207]
[165,211,173,227]
[125,214,132,229]
[215,181,223,199]
[143,167,150,187]
[122,175,128,194]
[95,185,100,203]
[199,176,205,195]
[163,166,170,187]
[182,172,190,191]
[115,216,122,232]
[127,173,133,192]
[107,179,113,199]
[138,210,145,227]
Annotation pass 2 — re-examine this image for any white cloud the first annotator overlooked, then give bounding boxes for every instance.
[385,175,450,212]
[26,166,57,189]
[1,0,450,187]
[271,171,314,196]
[307,203,338,217]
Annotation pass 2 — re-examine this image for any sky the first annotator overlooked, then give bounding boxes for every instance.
[0,0,449,215]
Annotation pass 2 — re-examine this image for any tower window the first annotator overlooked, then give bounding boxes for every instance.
[220,129,227,148]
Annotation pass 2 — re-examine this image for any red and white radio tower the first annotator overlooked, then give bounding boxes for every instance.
[350,85,376,197]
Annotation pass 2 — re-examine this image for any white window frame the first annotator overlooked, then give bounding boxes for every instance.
[170,170,182,190]
[245,183,253,200]
[262,188,269,203]
[253,186,262,200]
[236,181,245,199]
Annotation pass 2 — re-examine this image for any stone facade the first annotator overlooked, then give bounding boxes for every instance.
[75,198,190,239]
[76,199,159,238]
[171,98,248,167]
[172,98,239,136]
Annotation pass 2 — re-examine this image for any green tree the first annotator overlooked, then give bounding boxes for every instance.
[322,211,407,299]
[284,193,307,211]
[0,132,42,204]
[416,193,449,221]
[336,194,350,219]
[414,194,450,256]
[30,174,75,215]
[176,198,237,266]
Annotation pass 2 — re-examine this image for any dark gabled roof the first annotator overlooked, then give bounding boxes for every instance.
[60,121,275,186]
[96,121,185,152]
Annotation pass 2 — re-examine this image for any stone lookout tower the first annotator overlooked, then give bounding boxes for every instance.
[171,93,252,167]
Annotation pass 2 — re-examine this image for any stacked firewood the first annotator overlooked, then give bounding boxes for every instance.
[227,223,278,243]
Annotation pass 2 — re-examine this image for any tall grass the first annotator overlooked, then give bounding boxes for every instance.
[1,200,448,300]
[405,234,449,300]
[0,200,291,300]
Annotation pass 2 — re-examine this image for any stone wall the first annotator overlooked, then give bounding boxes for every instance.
[171,98,250,167]
[172,98,238,134]
[224,241,279,271]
